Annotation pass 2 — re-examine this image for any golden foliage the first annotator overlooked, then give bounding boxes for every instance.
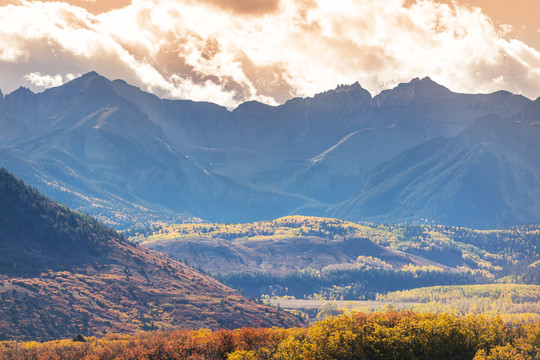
[129,215,540,279]
[0,311,538,360]
[376,284,540,322]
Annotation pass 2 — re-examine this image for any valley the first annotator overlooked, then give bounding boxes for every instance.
[267,283,540,323]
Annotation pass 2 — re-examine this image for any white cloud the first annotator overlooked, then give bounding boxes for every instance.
[499,24,513,36]
[22,72,80,89]
[0,0,539,108]
[23,72,64,88]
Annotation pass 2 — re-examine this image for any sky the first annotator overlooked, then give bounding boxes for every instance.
[0,0,539,109]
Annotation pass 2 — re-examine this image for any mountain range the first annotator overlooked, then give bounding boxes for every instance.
[0,72,538,228]
[0,169,301,341]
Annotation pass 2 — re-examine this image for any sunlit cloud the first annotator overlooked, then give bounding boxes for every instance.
[0,0,540,108]
[193,0,282,15]
[22,72,80,90]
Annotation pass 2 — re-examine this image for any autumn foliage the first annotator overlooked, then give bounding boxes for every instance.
[131,215,540,299]
[0,311,538,360]
[0,168,303,341]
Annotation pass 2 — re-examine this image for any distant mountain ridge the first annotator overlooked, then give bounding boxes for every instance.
[0,72,537,228]
[331,108,540,228]
[0,169,302,341]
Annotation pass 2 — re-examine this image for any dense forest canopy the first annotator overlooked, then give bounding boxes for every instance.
[0,311,538,360]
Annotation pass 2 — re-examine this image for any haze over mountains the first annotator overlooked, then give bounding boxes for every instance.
[0,72,538,229]
[332,115,540,227]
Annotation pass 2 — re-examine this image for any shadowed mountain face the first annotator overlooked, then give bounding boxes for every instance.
[0,72,536,228]
[0,73,309,227]
[331,108,540,228]
[0,169,303,341]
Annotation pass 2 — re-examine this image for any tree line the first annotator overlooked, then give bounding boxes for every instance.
[0,311,538,359]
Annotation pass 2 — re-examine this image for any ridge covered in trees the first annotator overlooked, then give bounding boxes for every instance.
[0,168,303,341]
[130,216,539,299]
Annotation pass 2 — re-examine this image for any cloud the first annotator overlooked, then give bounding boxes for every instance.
[194,0,281,15]
[0,0,540,108]
[22,72,79,89]
[27,0,131,15]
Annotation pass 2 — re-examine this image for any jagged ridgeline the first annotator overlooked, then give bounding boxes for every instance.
[1,72,539,229]
[0,169,303,341]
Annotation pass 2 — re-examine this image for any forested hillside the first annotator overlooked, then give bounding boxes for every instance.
[0,169,302,341]
[132,216,539,299]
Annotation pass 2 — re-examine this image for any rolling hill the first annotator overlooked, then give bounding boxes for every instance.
[131,216,539,299]
[0,169,302,341]
[133,217,452,275]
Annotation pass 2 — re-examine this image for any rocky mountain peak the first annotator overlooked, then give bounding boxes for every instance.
[9,86,34,96]
[61,71,110,93]
[311,81,372,104]
[80,70,105,81]
[40,71,119,107]
[374,76,452,106]
[334,81,366,92]
[1,86,34,110]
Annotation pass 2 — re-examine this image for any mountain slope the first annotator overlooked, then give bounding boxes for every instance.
[0,169,302,341]
[331,107,540,228]
[0,73,310,227]
[0,72,534,228]
[217,78,530,203]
